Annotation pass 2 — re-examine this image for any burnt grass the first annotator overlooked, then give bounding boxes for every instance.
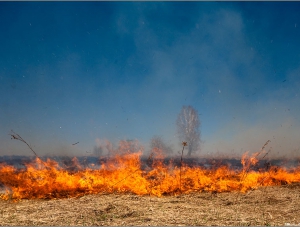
[1,156,300,225]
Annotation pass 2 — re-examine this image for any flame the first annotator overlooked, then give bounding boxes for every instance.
[0,150,300,201]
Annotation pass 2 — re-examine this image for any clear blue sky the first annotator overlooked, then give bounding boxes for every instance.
[1,2,300,158]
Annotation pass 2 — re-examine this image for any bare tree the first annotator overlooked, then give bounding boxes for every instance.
[93,138,113,156]
[118,139,142,154]
[93,145,103,156]
[177,105,201,156]
[150,136,173,155]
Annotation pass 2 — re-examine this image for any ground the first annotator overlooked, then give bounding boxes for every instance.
[1,184,300,226]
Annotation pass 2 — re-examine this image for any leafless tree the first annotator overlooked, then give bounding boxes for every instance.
[93,145,103,156]
[150,136,173,155]
[177,105,201,156]
[93,139,113,156]
[118,139,142,154]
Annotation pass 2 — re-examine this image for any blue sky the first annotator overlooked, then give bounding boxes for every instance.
[0,2,300,158]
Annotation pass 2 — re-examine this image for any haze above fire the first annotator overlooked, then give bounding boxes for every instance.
[0,2,300,158]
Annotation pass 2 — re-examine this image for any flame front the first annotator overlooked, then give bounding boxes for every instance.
[0,150,300,200]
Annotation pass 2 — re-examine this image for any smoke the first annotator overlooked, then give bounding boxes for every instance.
[0,3,299,159]
[203,118,300,159]
[93,138,113,156]
[150,136,173,156]
[93,138,144,157]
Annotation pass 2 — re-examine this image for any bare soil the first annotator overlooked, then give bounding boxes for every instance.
[1,184,300,226]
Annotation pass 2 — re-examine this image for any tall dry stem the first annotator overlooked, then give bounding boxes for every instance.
[180,141,187,195]
[9,130,47,166]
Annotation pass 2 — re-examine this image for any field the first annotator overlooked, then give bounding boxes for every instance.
[1,184,300,226]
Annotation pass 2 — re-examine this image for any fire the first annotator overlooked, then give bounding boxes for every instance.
[0,150,300,201]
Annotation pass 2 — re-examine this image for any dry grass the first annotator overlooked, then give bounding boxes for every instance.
[1,184,300,226]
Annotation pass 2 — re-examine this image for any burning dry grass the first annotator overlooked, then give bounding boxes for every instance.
[1,184,300,226]
[1,151,300,201]
[1,139,300,225]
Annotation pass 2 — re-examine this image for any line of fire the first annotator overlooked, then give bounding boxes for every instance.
[1,138,300,201]
[1,107,300,201]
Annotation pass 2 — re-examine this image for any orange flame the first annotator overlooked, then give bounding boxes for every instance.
[0,150,300,201]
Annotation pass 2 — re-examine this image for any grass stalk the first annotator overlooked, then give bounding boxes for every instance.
[180,141,187,195]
